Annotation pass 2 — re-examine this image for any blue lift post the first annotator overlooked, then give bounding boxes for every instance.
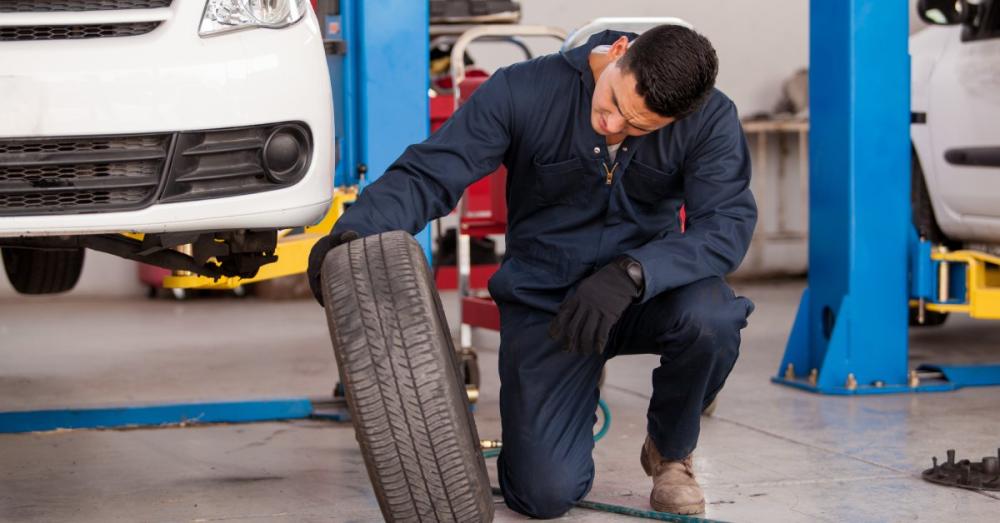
[1,0,430,433]
[774,0,1000,394]
[771,0,952,394]
[323,0,432,258]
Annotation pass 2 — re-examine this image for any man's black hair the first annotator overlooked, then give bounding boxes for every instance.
[619,25,719,119]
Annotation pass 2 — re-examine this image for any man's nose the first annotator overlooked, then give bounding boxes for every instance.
[605,113,626,133]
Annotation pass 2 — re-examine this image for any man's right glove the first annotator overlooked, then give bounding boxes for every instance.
[307,230,359,306]
[548,256,644,356]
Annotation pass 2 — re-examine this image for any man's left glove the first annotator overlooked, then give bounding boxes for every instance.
[307,230,360,306]
[548,256,644,356]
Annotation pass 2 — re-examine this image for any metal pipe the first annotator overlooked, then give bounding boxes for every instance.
[449,25,567,112]
[458,229,472,350]
[938,246,950,303]
[561,17,693,52]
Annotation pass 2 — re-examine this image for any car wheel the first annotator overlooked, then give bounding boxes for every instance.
[1,247,84,295]
[911,148,951,245]
[320,231,493,522]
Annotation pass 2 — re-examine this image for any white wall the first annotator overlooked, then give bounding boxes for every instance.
[472,0,926,114]
[467,0,810,117]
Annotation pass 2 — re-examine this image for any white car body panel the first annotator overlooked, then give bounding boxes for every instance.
[910,22,1000,243]
[0,0,333,237]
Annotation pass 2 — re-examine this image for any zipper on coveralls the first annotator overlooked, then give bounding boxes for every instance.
[603,162,618,185]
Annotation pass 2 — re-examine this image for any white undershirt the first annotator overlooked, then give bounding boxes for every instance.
[607,141,623,163]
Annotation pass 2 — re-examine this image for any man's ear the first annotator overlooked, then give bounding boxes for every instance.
[609,35,630,60]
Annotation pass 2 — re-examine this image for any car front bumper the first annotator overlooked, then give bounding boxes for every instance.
[0,0,333,237]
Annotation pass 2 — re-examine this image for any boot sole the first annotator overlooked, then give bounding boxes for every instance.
[650,500,706,515]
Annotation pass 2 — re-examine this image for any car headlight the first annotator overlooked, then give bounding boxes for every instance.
[200,0,308,37]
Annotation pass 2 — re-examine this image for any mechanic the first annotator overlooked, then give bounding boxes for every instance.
[308,26,756,518]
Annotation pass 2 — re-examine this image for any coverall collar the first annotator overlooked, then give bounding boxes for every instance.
[561,29,640,92]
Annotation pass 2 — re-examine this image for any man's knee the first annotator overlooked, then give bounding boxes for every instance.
[685,298,747,339]
[499,453,592,519]
[660,278,752,354]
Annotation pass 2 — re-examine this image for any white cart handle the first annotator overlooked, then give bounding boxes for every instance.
[561,17,694,52]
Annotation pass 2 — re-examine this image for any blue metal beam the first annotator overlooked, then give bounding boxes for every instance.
[337,0,432,258]
[774,0,913,394]
[0,398,316,434]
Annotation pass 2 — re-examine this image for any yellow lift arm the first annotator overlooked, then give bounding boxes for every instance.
[153,188,356,290]
[912,248,1000,320]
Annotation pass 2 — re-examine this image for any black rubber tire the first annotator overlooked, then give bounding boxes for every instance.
[1,247,84,295]
[910,148,953,329]
[911,148,953,246]
[320,231,494,523]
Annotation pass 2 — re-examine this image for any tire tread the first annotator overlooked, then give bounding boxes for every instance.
[321,231,493,522]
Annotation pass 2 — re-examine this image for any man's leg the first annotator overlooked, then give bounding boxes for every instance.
[607,276,753,461]
[495,304,604,519]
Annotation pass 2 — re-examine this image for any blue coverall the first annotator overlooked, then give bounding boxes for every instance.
[332,31,757,518]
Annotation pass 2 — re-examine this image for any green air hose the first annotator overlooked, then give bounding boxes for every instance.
[481,398,727,523]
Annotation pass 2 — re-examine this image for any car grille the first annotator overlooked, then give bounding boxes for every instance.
[0,22,160,41]
[0,0,171,41]
[0,0,172,13]
[0,123,313,216]
[0,135,171,215]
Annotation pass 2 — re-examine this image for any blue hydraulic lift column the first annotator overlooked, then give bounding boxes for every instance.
[322,0,432,257]
[771,0,941,394]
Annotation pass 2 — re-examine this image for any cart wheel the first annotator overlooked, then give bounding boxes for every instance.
[170,288,187,301]
[146,286,158,299]
[909,307,949,327]
[459,349,481,389]
[320,231,493,522]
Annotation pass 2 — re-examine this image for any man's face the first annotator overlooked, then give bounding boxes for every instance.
[591,55,675,138]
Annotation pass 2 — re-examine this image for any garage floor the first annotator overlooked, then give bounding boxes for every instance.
[2,279,999,522]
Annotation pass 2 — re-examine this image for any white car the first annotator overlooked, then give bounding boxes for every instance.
[911,0,1000,245]
[0,0,333,294]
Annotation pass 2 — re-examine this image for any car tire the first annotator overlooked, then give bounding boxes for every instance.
[911,148,951,246]
[320,231,493,523]
[2,247,84,295]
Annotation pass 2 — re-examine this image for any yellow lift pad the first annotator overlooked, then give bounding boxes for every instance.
[161,188,357,290]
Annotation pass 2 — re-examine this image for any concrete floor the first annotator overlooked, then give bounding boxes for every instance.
[2,279,999,522]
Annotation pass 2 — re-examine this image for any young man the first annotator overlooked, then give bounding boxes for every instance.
[308,25,756,518]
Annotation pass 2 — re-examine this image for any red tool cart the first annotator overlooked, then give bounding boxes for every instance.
[432,26,568,357]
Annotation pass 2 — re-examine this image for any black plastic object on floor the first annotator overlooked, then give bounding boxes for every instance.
[922,449,1000,491]
[320,230,494,522]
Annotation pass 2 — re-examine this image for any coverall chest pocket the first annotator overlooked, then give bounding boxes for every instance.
[533,156,596,206]
[622,159,682,209]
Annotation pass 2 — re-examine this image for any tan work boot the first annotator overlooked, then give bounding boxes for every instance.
[640,436,705,514]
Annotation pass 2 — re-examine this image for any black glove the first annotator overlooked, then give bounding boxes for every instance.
[548,257,644,356]
[307,230,359,306]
